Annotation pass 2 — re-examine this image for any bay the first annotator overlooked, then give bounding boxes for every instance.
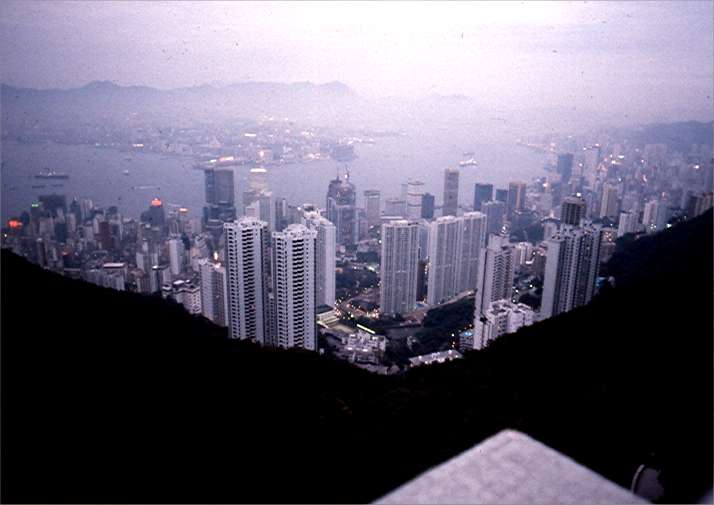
[1,130,549,222]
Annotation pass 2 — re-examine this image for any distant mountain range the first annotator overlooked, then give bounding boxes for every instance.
[1,80,365,128]
[627,121,714,153]
[2,79,711,137]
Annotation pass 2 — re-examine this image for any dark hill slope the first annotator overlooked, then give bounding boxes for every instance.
[2,210,712,503]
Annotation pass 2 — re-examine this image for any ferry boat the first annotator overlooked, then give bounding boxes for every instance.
[459,158,478,167]
[35,169,69,179]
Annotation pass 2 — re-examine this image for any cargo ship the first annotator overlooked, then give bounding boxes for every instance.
[35,169,69,179]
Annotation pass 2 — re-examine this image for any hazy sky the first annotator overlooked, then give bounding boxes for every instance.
[1,1,712,116]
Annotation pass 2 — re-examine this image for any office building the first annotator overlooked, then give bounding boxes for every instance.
[271,224,317,351]
[168,237,184,276]
[224,217,271,343]
[421,193,435,219]
[561,196,587,226]
[326,170,359,246]
[146,198,166,229]
[407,179,426,219]
[473,183,493,212]
[442,168,460,217]
[507,181,527,216]
[203,168,236,240]
[495,188,508,203]
[38,194,67,218]
[599,183,619,220]
[540,223,604,320]
[363,190,381,228]
[482,200,506,237]
[557,153,574,184]
[380,220,420,315]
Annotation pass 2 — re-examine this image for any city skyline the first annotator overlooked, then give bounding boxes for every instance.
[1,2,712,503]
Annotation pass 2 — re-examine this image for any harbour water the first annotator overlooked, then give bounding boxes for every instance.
[1,130,549,222]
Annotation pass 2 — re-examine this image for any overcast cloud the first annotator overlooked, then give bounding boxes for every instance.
[1,1,711,119]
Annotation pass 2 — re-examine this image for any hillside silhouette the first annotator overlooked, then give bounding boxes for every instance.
[2,210,712,503]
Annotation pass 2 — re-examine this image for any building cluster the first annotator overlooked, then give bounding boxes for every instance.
[9,113,365,168]
[2,127,711,366]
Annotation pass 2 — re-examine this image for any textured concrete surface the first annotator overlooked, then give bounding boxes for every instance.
[376,430,647,504]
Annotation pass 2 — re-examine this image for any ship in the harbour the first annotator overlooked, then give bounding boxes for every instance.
[35,169,69,179]
[459,158,478,167]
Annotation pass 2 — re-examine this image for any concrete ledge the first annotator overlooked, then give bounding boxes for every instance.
[375,430,647,504]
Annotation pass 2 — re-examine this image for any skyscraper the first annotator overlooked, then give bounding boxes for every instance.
[561,196,587,226]
[599,183,619,220]
[495,188,508,203]
[274,197,289,232]
[540,223,604,320]
[271,224,317,351]
[557,153,574,185]
[473,183,494,212]
[507,181,527,216]
[203,168,237,240]
[380,220,420,316]
[421,193,435,219]
[482,200,506,237]
[224,217,271,343]
[426,216,461,305]
[198,257,229,327]
[474,234,514,321]
[458,211,488,293]
[406,179,425,219]
[38,194,67,218]
[442,168,460,217]
[168,237,184,276]
[363,190,381,228]
[326,170,358,246]
[147,198,166,228]
[426,211,487,305]
[302,210,336,308]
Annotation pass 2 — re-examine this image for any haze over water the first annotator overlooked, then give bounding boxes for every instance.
[1,127,548,222]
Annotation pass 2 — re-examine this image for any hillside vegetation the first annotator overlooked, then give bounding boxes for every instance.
[2,210,712,503]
